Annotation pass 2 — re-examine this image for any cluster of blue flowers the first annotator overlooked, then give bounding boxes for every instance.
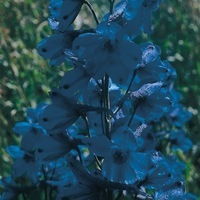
[0,0,197,199]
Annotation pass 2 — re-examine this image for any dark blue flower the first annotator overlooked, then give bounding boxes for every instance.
[59,67,91,96]
[49,0,84,32]
[39,88,115,134]
[20,125,46,152]
[108,0,162,38]
[38,89,82,134]
[26,103,47,124]
[13,122,32,136]
[35,133,80,162]
[131,82,172,121]
[166,104,192,128]
[73,22,142,84]
[136,125,157,152]
[0,177,19,200]
[37,30,82,66]
[154,178,185,200]
[143,153,185,190]
[45,158,76,187]
[6,146,40,183]
[169,130,193,152]
[83,127,152,184]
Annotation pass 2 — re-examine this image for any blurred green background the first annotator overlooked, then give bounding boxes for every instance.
[0,0,199,197]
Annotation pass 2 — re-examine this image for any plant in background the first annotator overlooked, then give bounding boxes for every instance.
[0,0,198,199]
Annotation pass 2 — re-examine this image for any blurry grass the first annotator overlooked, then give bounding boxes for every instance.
[0,0,66,177]
[0,0,199,197]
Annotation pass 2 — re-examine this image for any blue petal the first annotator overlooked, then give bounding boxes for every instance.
[6,146,24,159]
[13,122,32,136]
[82,135,113,157]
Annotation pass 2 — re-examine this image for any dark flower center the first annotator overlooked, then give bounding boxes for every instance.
[24,153,34,163]
[103,39,117,52]
[111,148,129,164]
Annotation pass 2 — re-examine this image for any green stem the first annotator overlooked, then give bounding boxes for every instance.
[82,114,91,137]
[126,69,138,95]
[114,69,137,114]
[42,165,48,200]
[108,0,115,15]
[127,99,139,127]
[103,74,111,139]
[84,1,99,25]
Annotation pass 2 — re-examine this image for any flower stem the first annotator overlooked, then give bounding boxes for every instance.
[42,165,49,200]
[127,99,139,127]
[108,0,115,15]
[103,74,111,139]
[114,69,137,114]
[84,1,99,25]
[82,114,91,137]
[126,69,138,95]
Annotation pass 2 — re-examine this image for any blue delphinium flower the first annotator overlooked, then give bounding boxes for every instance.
[169,130,193,152]
[39,88,115,134]
[130,82,172,121]
[37,30,84,66]
[154,178,185,200]
[26,103,47,124]
[136,125,157,152]
[134,43,169,83]
[166,104,192,128]
[1,0,196,199]
[35,132,82,162]
[73,21,142,84]
[83,127,152,184]
[143,153,185,191]
[108,0,162,38]
[48,0,84,32]
[0,177,19,200]
[6,146,40,183]
[56,154,138,199]
[13,105,47,152]
[20,125,46,152]
[59,67,91,96]
[38,89,83,134]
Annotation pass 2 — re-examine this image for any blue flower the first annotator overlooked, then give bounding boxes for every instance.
[35,132,80,162]
[37,30,81,66]
[39,88,115,134]
[108,0,162,38]
[154,178,185,200]
[59,67,91,96]
[136,125,157,152]
[169,130,193,152]
[6,146,40,183]
[0,177,19,200]
[131,82,172,121]
[143,153,185,190]
[83,127,152,184]
[26,103,47,124]
[13,122,33,136]
[140,42,161,66]
[38,89,82,134]
[49,0,84,32]
[57,155,138,199]
[20,126,46,152]
[73,22,142,84]
[166,104,192,128]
